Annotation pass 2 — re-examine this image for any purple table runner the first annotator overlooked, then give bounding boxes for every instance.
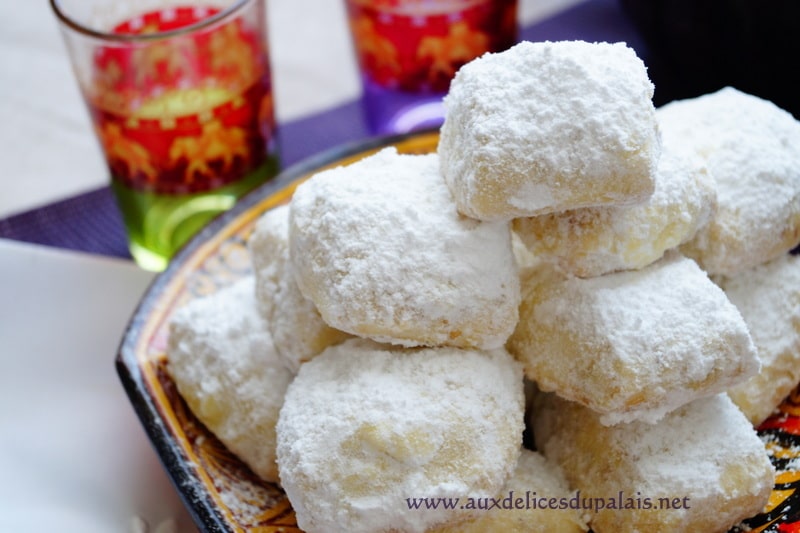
[0,0,648,260]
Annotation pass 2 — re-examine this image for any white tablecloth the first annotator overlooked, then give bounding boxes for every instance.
[0,1,582,531]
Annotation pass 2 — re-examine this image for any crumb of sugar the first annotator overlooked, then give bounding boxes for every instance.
[276,338,525,533]
[439,40,659,221]
[289,147,520,349]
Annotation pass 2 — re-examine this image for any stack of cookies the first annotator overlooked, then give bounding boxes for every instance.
[166,40,800,533]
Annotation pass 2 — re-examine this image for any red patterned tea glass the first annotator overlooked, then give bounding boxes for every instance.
[51,0,278,271]
[345,0,517,134]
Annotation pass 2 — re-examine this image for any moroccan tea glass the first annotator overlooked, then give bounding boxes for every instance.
[51,0,279,271]
[345,0,518,134]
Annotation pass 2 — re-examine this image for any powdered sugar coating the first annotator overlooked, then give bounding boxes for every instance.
[249,205,351,373]
[507,252,759,425]
[532,393,775,533]
[439,40,659,221]
[514,147,716,277]
[722,253,800,425]
[431,449,588,533]
[289,147,520,349]
[658,87,800,276]
[167,277,293,483]
[276,338,525,533]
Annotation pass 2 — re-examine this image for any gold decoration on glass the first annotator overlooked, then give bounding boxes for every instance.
[169,120,249,183]
[417,21,489,84]
[97,122,157,182]
[351,16,401,78]
[132,37,198,87]
[209,23,260,86]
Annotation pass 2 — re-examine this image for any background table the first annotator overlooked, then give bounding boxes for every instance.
[0,1,642,531]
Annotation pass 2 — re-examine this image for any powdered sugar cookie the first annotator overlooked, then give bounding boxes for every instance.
[249,204,351,373]
[658,87,800,276]
[167,277,292,483]
[276,338,525,533]
[439,40,659,222]
[514,148,716,277]
[430,450,588,533]
[507,252,759,425]
[722,253,800,425]
[289,147,520,349]
[532,393,774,533]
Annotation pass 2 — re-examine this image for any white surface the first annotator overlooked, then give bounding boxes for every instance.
[0,240,196,532]
[0,1,582,531]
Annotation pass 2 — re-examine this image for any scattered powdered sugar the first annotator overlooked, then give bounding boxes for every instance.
[289,147,519,349]
[786,456,800,473]
[658,87,800,276]
[276,338,525,533]
[439,40,659,221]
[167,277,293,483]
[216,477,287,524]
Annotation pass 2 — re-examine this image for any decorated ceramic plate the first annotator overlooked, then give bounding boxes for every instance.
[116,130,800,533]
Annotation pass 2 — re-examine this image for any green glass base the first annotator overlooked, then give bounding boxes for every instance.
[111,157,278,271]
